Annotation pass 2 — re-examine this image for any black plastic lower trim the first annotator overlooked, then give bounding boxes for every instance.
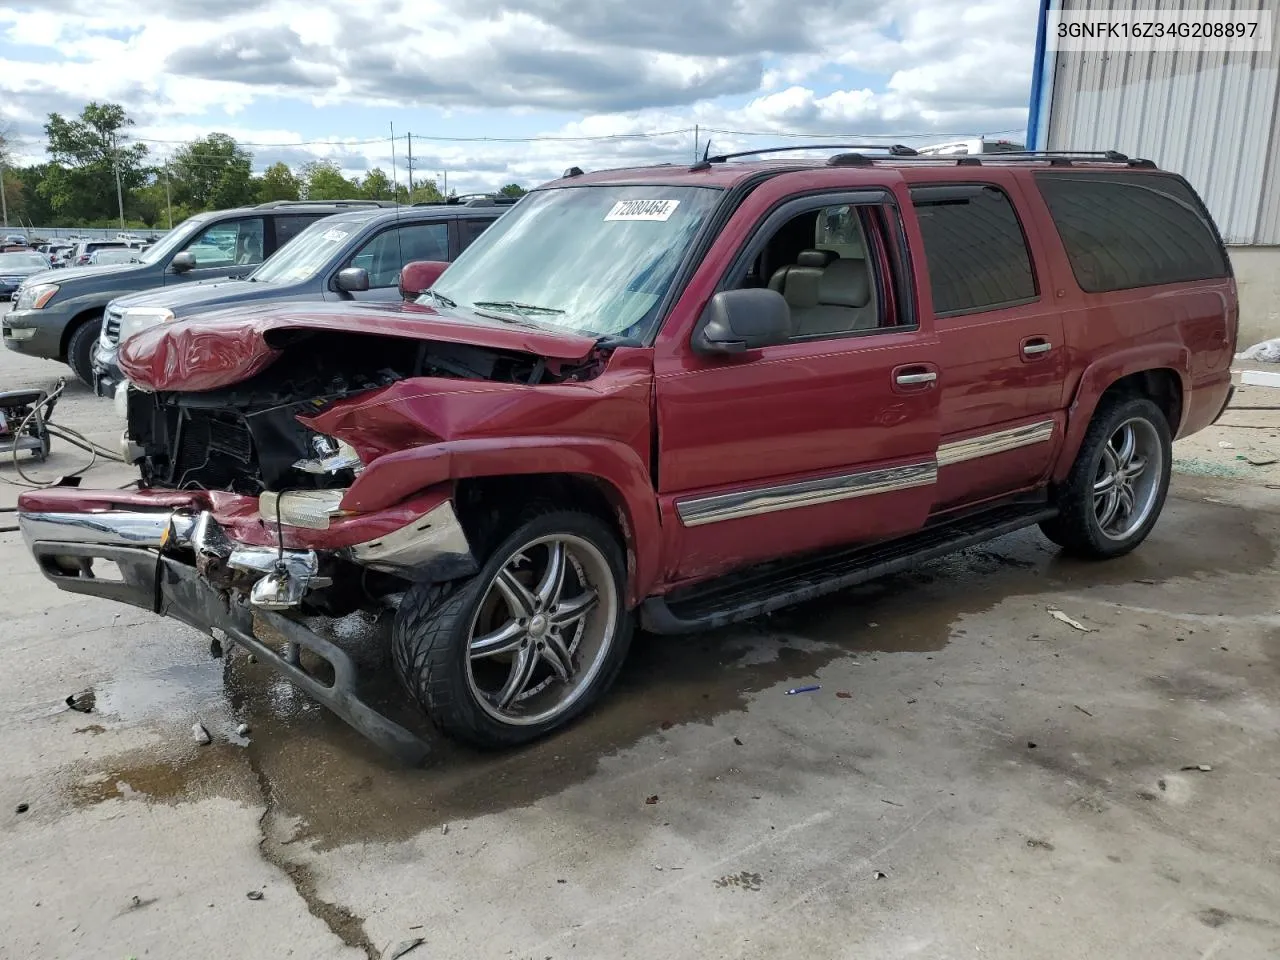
[641,501,1057,634]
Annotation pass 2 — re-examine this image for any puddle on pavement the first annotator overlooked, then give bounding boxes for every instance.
[63,494,1275,846]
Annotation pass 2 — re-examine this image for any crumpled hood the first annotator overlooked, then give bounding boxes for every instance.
[117,299,600,393]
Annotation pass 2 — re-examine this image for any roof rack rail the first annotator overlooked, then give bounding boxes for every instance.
[410,193,520,208]
[966,149,1156,168]
[255,199,396,209]
[691,143,917,171]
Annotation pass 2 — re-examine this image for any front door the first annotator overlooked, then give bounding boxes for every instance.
[165,216,266,285]
[654,181,941,586]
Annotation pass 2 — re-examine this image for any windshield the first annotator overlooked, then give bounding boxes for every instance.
[427,185,722,341]
[251,217,365,284]
[137,216,211,265]
[0,252,48,269]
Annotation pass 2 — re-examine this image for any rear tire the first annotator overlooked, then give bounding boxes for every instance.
[66,315,102,388]
[1040,395,1171,559]
[391,509,633,749]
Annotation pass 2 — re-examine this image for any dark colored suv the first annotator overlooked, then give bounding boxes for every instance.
[18,146,1236,763]
[2,200,394,384]
[91,198,513,402]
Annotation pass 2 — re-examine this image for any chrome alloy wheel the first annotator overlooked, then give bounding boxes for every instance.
[1093,417,1163,541]
[465,534,619,726]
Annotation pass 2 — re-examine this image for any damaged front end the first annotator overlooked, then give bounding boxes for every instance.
[19,307,627,762]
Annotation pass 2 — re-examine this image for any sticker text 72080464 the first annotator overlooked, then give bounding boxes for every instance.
[604,199,680,222]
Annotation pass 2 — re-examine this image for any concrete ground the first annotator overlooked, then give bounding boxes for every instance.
[3,306,1280,960]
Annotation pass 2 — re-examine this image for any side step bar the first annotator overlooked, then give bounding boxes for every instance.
[641,501,1057,635]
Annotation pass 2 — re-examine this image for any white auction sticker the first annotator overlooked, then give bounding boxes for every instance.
[604,199,680,222]
[321,228,349,242]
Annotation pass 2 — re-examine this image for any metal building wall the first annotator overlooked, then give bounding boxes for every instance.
[1038,0,1280,244]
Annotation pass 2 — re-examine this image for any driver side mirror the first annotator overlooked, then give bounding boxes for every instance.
[692,288,792,355]
[170,251,196,274]
[334,267,370,293]
[399,260,450,301]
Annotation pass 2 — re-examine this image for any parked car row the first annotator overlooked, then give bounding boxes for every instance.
[10,148,1239,763]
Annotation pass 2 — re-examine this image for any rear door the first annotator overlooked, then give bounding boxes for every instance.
[906,175,1066,510]
[654,176,941,585]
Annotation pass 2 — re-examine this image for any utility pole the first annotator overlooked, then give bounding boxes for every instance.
[112,134,125,231]
[163,163,173,230]
[441,169,447,197]
[0,158,8,229]
[406,133,414,194]
[694,124,699,162]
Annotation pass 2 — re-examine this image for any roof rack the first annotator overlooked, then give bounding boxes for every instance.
[254,199,396,209]
[881,150,1156,168]
[410,194,520,208]
[691,143,917,171]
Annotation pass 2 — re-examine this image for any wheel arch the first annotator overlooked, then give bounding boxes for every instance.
[59,305,107,361]
[1054,349,1188,484]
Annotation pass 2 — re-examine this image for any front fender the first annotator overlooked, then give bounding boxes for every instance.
[1054,344,1190,483]
[343,436,662,605]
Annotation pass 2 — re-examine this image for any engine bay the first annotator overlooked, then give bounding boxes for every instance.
[126,329,599,494]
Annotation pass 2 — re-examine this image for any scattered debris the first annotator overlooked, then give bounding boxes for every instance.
[785,685,820,695]
[1180,764,1213,773]
[872,870,887,880]
[645,795,659,805]
[1073,705,1094,717]
[1027,741,1038,749]
[836,691,853,699]
[388,938,424,959]
[1236,337,1280,363]
[1048,608,1093,632]
[65,689,95,713]
[1198,907,1233,929]
[441,823,449,836]
[1244,452,1279,466]
[714,871,763,891]
[556,879,566,884]
[881,798,903,807]
[245,890,264,901]
[192,722,211,745]
[1241,369,1280,388]
[1157,779,1167,791]
[1217,440,1235,449]
[867,622,879,628]
[733,737,743,746]
[1025,838,1055,851]
[236,723,250,737]
[907,698,917,705]
[660,720,673,730]
[15,802,29,814]
[1134,578,1157,585]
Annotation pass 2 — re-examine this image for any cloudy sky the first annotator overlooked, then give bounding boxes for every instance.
[0,0,1038,193]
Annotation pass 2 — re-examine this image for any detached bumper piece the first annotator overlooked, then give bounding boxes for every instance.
[21,507,435,765]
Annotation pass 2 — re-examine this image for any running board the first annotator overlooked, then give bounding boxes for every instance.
[641,501,1057,635]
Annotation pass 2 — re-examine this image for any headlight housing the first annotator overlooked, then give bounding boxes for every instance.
[293,435,364,477]
[15,283,59,311]
[117,307,175,345]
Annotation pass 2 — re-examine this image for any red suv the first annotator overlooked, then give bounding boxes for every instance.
[18,146,1237,762]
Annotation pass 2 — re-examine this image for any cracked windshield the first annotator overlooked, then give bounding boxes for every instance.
[428,185,721,340]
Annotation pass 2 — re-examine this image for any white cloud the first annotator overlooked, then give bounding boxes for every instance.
[0,0,1038,194]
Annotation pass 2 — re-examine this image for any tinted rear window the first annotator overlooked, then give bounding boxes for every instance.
[1034,172,1228,293]
[910,184,1038,316]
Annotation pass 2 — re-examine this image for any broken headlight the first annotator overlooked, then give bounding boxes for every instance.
[293,435,363,477]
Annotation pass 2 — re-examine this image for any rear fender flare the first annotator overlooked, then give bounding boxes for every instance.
[1054,346,1190,483]
[342,436,661,605]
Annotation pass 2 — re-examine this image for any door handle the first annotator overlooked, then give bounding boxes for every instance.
[895,371,938,385]
[1022,340,1052,356]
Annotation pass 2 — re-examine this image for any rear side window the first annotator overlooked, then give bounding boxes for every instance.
[1034,172,1228,293]
[910,184,1037,316]
[458,218,492,252]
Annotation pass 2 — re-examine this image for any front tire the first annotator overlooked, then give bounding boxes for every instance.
[391,510,633,749]
[1040,395,1172,558]
[66,315,103,388]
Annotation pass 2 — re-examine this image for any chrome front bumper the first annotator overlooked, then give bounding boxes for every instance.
[17,500,472,766]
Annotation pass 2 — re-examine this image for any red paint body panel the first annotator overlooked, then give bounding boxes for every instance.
[118,299,597,392]
[44,158,1239,612]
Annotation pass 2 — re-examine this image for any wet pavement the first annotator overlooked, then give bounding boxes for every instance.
[3,321,1280,959]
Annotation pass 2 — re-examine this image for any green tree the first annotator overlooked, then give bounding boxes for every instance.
[257,162,300,202]
[359,167,393,200]
[13,165,56,225]
[39,102,148,221]
[498,183,527,198]
[409,180,443,204]
[171,133,254,210]
[300,160,357,201]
